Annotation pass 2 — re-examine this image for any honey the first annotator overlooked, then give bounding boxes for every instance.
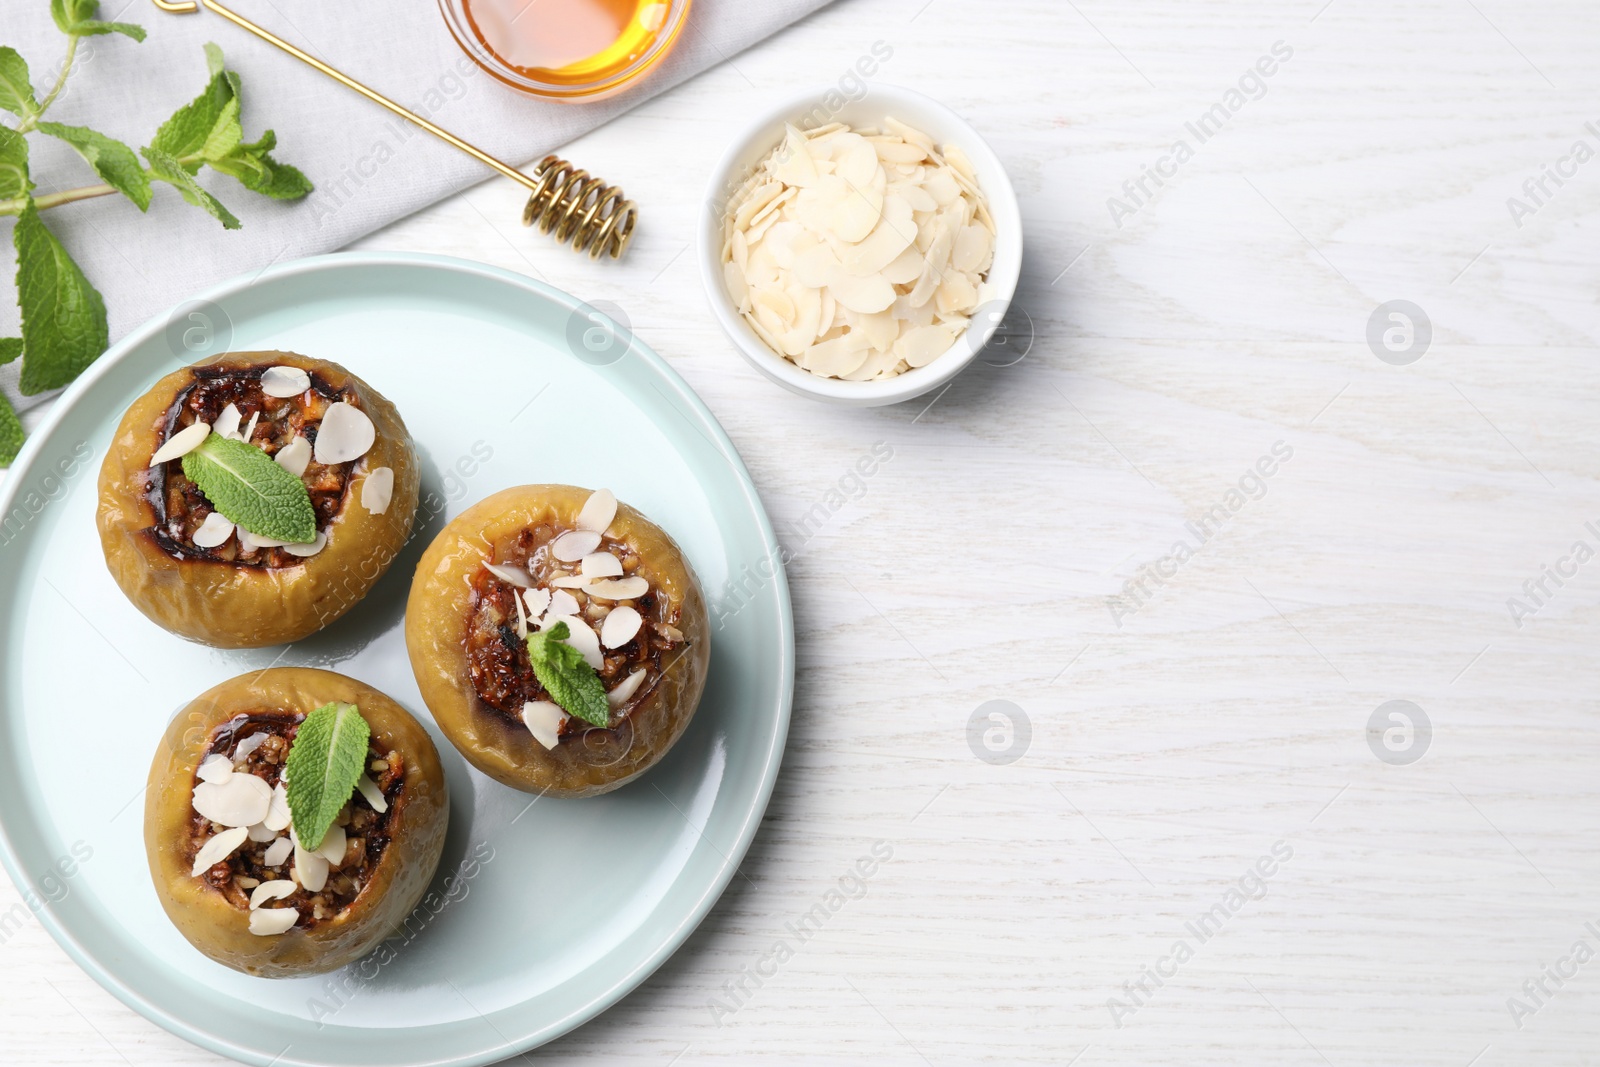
[459,0,676,88]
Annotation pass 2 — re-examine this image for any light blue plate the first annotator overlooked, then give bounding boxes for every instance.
[0,253,793,1066]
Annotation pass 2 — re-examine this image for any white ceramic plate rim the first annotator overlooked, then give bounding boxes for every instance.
[696,83,1025,406]
[0,251,795,1067]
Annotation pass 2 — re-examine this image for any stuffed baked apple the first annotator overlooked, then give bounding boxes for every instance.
[406,485,709,797]
[144,668,448,978]
[97,351,419,648]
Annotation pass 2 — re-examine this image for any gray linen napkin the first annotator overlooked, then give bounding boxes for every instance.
[0,0,832,414]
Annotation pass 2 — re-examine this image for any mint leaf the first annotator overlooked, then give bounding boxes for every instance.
[180,433,316,542]
[37,122,151,210]
[143,146,240,229]
[148,61,233,162]
[211,131,313,201]
[0,125,30,201]
[51,0,146,40]
[199,96,241,163]
[0,47,39,121]
[283,702,370,851]
[0,339,21,366]
[13,203,107,396]
[525,621,611,728]
[0,391,22,466]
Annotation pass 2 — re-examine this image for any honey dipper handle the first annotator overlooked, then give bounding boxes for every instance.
[151,0,541,192]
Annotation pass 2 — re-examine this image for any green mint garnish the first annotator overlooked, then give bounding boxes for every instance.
[525,621,610,728]
[284,702,370,851]
[180,432,316,543]
[14,201,107,396]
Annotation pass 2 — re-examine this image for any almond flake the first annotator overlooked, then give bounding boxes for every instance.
[262,782,291,832]
[548,614,603,669]
[262,836,293,867]
[313,402,376,465]
[260,365,311,398]
[522,588,551,620]
[275,436,311,477]
[548,589,580,617]
[249,880,296,909]
[581,553,624,580]
[600,605,642,648]
[246,822,278,842]
[584,576,648,601]
[214,404,242,440]
[197,753,234,784]
[191,826,250,877]
[191,512,236,549]
[522,700,566,750]
[361,467,394,515]
[237,528,291,552]
[233,733,269,762]
[149,422,211,467]
[552,530,602,562]
[282,532,327,558]
[484,561,533,588]
[249,907,298,936]
[240,411,261,444]
[355,774,388,814]
[513,583,529,638]
[608,669,647,708]
[192,773,272,828]
[291,828,330,893]
[316,824,347,866]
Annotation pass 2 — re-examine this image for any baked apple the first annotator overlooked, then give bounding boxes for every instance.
[144,667,448,978]
[406,485,710,797]
[97,351,419,648]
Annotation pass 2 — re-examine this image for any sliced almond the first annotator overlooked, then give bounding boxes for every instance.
[522,588,551,620]
[552,530,602,562]
[214,404,242,440]
[249,879,296,909]
[548,614,603,669]
[262,836,293,867]
[191,512,235,549]
[262,782,291,832]
[803,334,872,379]
[355,774,388,814]
[249,907,299,936]
[829,273,897,315]
[896,324,957,369]
[361,467,394,515]
[608,669,647,708]
[275,435,312,477]
[600,605,643,649]
[548,589,580,617]
[581,553,624,580]
[584,576,648,601]
[237,528,290,552]
[315,824,347,866]
[197,753,234,785]
[191,826,250,877]
[522,700,566,751]
[282,532,327,558]
[246,822,278,843]
[513,583,529,638]
[313,402,376,465]
[149,422,211,467]
[192,773,272,828]
[291,828,330,893]
[260,365,311,398]
[233,732,269,763]
[484,561,533,588]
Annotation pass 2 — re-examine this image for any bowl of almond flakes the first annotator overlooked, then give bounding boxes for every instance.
[698,84,1023,407]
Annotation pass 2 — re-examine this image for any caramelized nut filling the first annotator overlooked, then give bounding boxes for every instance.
[463,521,685,736]
[188,712,402,928]
[146,362,358,567]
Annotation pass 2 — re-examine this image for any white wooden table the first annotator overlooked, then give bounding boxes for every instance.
[7,0,1600,1063]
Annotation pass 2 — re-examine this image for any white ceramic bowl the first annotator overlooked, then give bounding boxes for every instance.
[697,84,1023,408]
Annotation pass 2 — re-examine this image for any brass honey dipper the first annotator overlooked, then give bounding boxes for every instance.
[150,0,637,259]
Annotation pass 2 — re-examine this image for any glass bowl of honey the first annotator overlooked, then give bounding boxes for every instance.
[439,0,691,101]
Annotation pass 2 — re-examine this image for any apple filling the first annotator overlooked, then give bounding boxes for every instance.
[145,362,369,566]
[463,510,686,742]
[186,713,401,933]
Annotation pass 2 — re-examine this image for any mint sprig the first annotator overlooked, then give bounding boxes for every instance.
[284,702,370,851]
[180,433,316,543]
[0,13,311,467]
[525,621,611,728]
